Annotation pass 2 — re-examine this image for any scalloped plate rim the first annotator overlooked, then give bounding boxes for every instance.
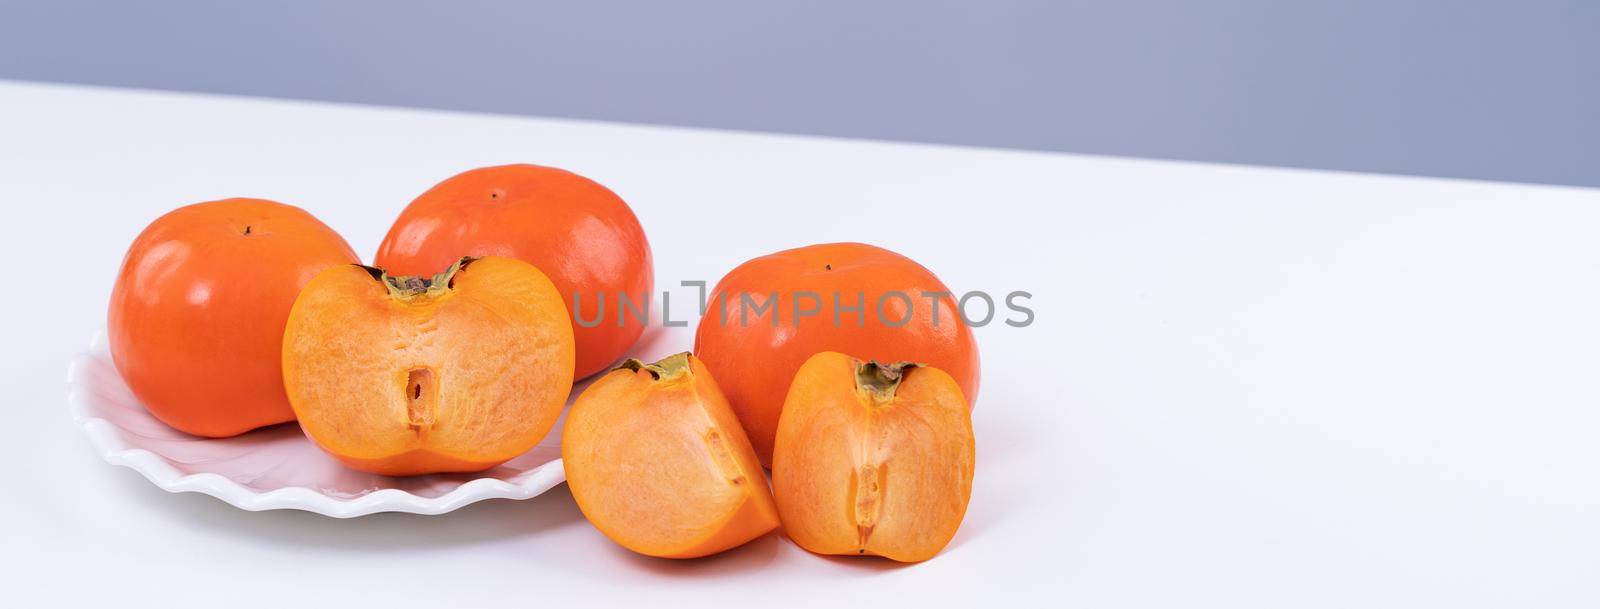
[66,333,568,518]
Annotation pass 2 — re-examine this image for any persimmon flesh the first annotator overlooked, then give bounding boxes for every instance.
[772,351,975,563]
[282,257,575,476]
[563,353,779,558]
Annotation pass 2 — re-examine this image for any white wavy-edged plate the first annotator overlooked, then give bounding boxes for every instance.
[66,331,568,518]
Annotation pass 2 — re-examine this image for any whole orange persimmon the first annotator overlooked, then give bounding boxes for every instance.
[694,242,979,465]
[108,198,359,437]
[374,164,653,379]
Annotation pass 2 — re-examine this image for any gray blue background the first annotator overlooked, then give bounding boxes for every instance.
[1,1,1594,187]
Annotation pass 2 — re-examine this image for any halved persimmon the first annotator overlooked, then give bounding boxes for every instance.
[282,256,575,476]
[563,353,779,558]
[772,351,975,563]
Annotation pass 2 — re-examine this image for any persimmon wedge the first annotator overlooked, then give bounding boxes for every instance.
[282,256,575,476]
[772,351,975,563]
[563,353,779,558]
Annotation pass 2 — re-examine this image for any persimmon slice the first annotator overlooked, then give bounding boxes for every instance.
[772,351,975,562]
[282,256,575,476]
[563,353,779,558]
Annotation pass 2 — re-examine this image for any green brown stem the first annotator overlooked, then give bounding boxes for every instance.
[615,351,693,381]
[854,360,921,403]
[360,257,477,302]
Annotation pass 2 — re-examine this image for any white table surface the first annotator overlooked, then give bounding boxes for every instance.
[3,80,1597,608]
